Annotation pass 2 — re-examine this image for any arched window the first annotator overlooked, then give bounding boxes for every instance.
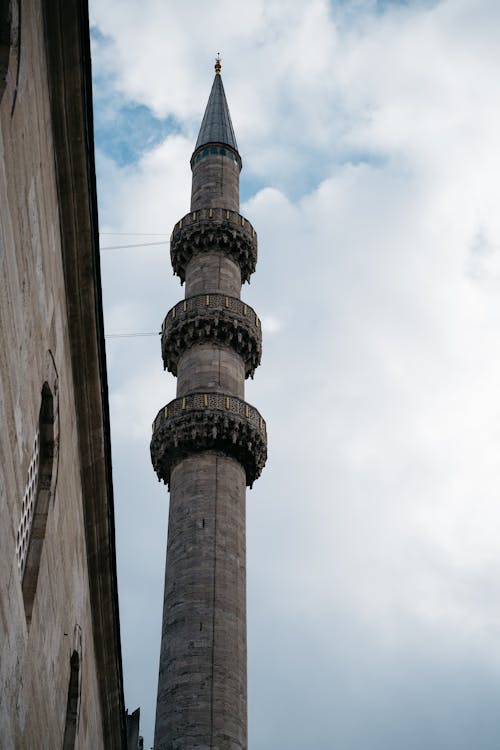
[62,625,82,748]
[62,650,80,749]
[16,371,58,624]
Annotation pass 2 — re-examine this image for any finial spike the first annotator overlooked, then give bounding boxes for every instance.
[215,53,221,75]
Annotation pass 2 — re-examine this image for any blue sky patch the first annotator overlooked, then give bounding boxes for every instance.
[93,100,179,167]
[91,26,181,166]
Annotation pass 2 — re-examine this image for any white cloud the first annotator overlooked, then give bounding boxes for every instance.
[260,315,283,334]
[90,0,500,746]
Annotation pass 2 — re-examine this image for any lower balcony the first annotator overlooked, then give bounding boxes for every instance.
[151,392,267,489]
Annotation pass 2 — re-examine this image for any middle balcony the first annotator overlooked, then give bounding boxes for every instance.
[161,294,262,379]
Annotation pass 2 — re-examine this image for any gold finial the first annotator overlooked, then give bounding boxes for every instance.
[215,53,221,75]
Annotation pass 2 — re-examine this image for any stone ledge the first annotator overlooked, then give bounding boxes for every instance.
[161,294,262,378]
[170,208,258,283]
[151,393,267,488]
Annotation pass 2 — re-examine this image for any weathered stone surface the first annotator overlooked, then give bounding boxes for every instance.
[0,2,125,747]
[161,293,262,378]
[185,251,242,298]
[170,208,258,284]
[190,147,241,213]
[155,454,247,750]
[177,344,246,399]
[151,393,267,489]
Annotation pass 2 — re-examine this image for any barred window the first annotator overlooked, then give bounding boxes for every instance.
[17,380,57,623]
[15,431,40,577]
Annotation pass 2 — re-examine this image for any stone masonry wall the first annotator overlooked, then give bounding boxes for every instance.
[0,3,108,747]
[185,252,242,297]
[191,151,241,213]
[155,454,247,749]
[177,344,246,398]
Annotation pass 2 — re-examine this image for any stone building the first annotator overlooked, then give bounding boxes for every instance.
[0,1,128,746]
[151,58,267,749]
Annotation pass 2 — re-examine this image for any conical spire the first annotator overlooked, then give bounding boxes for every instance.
[195,58,238,152]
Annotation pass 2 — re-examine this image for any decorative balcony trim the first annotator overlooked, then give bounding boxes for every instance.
[161,294,262,378]
[151,393,267,488]
[170,208,258,283]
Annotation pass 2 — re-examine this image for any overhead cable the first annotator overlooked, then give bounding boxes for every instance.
[106,332,159,339]
[101,240,170,251]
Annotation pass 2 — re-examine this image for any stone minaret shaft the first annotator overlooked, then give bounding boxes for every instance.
[151,60,267,750]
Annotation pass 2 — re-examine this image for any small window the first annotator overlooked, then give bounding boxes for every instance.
[203,149,208,157]
[228,152,234,160]
[210,147,217,155]
[220,148,226,156]
[62,650,81,749]
[196,153,201,161]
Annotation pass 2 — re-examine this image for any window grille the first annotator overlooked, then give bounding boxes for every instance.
[16,374,58,624]
[16,431,40,578]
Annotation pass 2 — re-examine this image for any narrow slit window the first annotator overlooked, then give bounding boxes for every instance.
[62,650,81,749]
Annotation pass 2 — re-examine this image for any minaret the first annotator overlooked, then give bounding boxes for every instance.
[151,58,267,750]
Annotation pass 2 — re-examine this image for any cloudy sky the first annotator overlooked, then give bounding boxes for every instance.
[89,1,500,747]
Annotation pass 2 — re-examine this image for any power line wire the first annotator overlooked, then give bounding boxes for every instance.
[100,232,169,236]
[106,332,159,339]
[101,240,170,251]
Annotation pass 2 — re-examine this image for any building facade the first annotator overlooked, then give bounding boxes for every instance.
[151,59,267,750]
[0,1,126,746]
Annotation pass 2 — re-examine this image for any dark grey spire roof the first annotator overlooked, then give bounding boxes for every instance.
[195,73,238,152]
